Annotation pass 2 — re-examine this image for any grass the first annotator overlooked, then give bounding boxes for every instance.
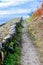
[3,18,23,65]
[0,18,21,41]
[4,45,21,65]
[27,16,43,64]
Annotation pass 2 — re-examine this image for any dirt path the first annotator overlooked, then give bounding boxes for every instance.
[20,21,41,65]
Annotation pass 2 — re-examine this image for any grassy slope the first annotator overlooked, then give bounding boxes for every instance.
[26,15,43,64]
[26,15,34,23]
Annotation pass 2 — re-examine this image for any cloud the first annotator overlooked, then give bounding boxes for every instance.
[0,0,41,24]
[0,8,31,19]
[0,8,31,15]
[0,0,34,7]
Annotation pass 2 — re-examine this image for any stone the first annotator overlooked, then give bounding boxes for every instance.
[4,34,12,40]
[0,51,4,62]
[8,46,14,53]
[0,42,2,49]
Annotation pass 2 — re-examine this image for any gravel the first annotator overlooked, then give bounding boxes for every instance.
[20,22,41,65]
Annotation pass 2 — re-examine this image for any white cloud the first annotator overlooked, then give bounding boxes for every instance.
[0,0,34,7]
[0,8,31,15]
[0,8,31,19]
[23,15,30,19]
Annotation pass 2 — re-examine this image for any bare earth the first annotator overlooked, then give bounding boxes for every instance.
[20,22,41,65]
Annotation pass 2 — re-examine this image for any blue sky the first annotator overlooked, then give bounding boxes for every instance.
[0,0,42,24]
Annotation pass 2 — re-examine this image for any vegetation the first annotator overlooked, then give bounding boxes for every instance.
[27,12,43,64]
[0,18,20,41]
[0,18,23,65]
[3,18,23,65]
[4,46,21,65]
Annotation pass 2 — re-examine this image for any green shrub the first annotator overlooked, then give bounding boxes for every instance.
[9,42,13,47]
[4,46,21,65]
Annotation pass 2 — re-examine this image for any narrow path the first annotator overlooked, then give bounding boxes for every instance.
[20,22,41,65]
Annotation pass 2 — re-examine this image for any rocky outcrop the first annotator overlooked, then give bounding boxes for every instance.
[0,17,23,65]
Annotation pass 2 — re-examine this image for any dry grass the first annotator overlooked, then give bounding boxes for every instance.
[27,16,43,64]
[0,18,20,41]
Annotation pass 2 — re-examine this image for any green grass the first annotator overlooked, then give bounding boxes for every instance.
[4,46,21,65]
[26,16,43,64]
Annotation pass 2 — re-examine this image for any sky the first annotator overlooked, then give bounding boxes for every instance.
[0,0,42,24]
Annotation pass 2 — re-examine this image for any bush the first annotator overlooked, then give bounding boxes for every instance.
[4,46,21,65]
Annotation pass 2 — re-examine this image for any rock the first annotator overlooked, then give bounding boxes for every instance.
[8,46,14,53]
[10,30,16,38]
[0,51,4,62]
[2,40,8,47]
[4,34,12,43]
[4,34,12,40]
[0,42,2,49]
[15,41,19,45]
[10,29,15,34]
[9,24,16,32]
[10,24,16,28]
[2,39,7,44]
[1,51,4,61]
[10,27,15,31]
[9,27,16,34]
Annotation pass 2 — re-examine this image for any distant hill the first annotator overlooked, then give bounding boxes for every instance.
[0,23,6,27]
